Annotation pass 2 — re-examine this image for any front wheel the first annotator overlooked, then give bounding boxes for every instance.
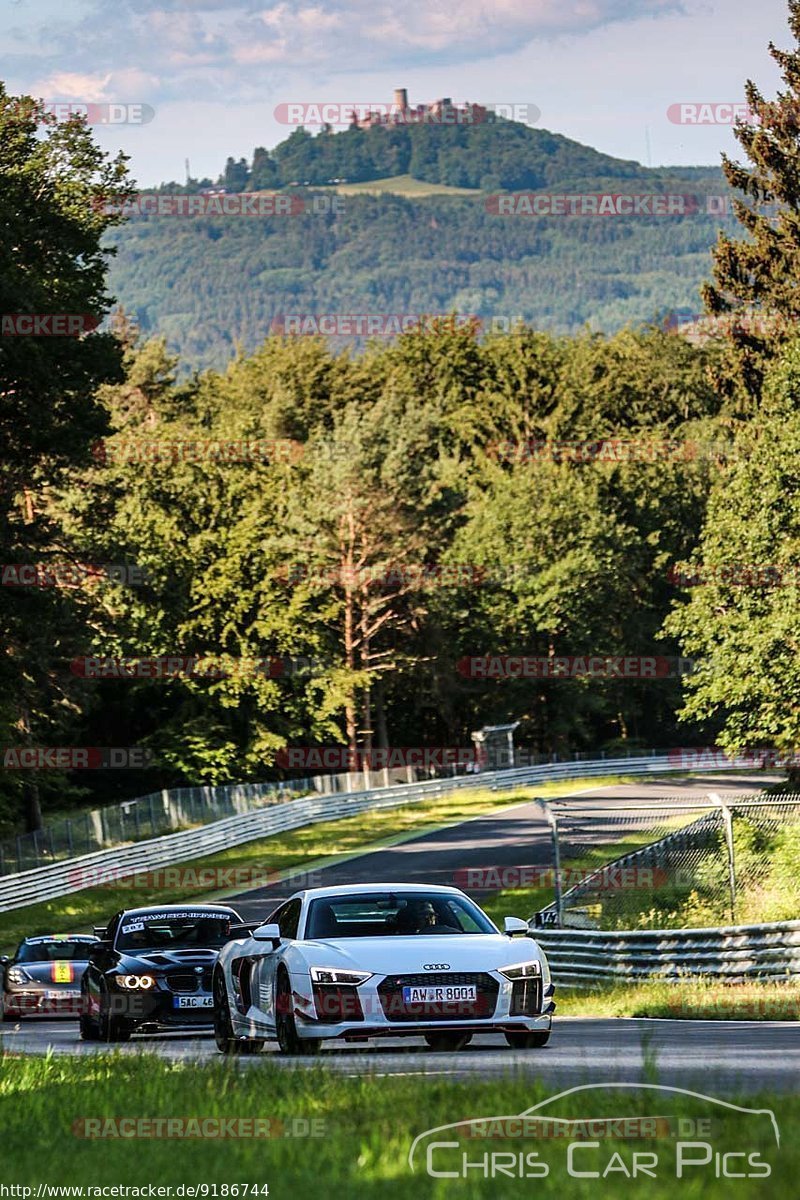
[504,1029,550,1049]
[79,1012,101,1041]
[99,1010,131,1043]
[275,970,319,1056]
[424,1032,473,1052]
[98,983,131,1043]
[213,968,263,1055]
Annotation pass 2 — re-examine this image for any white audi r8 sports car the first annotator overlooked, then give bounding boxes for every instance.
[213,883,554,1054]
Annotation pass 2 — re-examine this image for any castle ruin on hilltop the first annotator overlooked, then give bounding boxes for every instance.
[350,89,489,129]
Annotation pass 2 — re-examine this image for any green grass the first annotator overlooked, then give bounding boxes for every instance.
[0,1052,793,1193]
[556,979,800,1020]
[479,827,676,929]
[332,173,482,196]
[0,775,635,954]
[483,796,800,932]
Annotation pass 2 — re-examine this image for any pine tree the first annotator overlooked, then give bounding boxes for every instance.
[703,0,800,402]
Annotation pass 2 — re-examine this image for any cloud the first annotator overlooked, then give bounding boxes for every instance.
[2,0,685,104]
[33,72,113,101]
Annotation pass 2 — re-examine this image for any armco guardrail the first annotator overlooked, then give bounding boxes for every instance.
[531,921,800,985]
[0,751,760,913]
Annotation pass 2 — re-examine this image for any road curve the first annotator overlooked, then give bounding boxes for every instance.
[3,772,788,1093]
[227,771,777,922]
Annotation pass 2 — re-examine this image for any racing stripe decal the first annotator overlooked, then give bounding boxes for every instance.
[52,961,74,984]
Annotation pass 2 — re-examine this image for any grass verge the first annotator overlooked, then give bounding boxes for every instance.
[0,1052,793,1193]
[478,827,673,928]
[556,979,800,1020]
[0,775,636,953]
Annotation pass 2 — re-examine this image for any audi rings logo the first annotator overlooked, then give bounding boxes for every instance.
[423,963,450,970]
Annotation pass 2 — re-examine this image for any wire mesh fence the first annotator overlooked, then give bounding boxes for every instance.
[0,745,671,877]
[534,793,800,930]
[0,780,308,876]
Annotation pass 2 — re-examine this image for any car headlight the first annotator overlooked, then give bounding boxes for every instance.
[114,974,156,990]
[6,967,31,986]
[498,961,542,980]
[309,967,372,985]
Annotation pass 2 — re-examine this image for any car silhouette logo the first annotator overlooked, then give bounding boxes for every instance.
[423,964,450,970]
[194,967,204,974]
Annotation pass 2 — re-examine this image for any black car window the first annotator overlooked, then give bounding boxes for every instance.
[115,911,235,953]
[15,940,96,963]
[305,892,497,938]
[105,912,123,941]
[277,899,301,940]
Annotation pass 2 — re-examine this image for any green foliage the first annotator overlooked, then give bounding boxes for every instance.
[703,1,800,399]
[0,86,134,829]
[665,340,800,758]
[106,182,734,374]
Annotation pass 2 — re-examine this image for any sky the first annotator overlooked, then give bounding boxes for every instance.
[0,0,793,187]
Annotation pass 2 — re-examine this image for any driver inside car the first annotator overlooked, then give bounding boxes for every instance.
[395,900,460,934]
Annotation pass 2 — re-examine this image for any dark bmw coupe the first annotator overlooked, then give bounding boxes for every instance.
[80,904,250,1041]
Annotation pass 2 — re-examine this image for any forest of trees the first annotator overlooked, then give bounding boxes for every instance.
[110,117,732,372]
[5,2,800,835]
[106,180,735,373]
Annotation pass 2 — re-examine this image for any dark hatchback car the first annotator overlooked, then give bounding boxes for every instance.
[80,904,249,1042]
[1,934,99,1020]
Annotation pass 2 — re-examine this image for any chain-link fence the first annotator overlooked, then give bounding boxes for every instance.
[534,793,800,930]
[0,745,676,877]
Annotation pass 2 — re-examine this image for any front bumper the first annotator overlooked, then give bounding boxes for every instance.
[299,1012,554,1042]
[289,971,555,1042]
[3,987,83,1018]
[100,986,216,1031]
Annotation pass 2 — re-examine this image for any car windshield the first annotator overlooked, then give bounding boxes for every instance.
[115,911,235,953]
[305,892,497,939]
[15,939,96,963]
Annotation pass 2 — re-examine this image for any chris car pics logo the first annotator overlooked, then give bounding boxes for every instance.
[408,1084,779,1180]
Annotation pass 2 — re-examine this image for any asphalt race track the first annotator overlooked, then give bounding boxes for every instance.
[5,772,794,1093]
[229,771,778,920]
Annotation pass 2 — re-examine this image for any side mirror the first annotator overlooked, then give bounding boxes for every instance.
[252,923,281,949]
[92,926,108,938]
[503,916,529,937]
[91,939,112,954]
[0,955,9,967]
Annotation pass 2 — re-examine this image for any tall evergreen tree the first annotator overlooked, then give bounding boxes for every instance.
[703,0,800,402]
